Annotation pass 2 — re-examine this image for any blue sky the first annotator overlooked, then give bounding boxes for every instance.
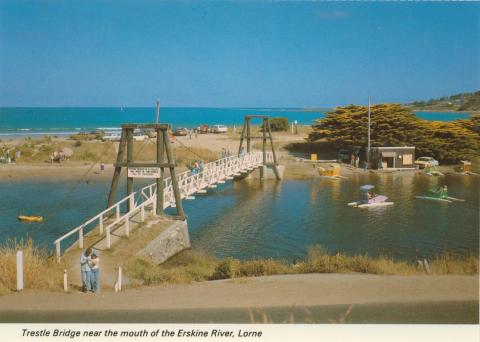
[0,1,478,107]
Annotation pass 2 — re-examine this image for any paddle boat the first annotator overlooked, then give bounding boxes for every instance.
[18,215,44,222]
[416,186,465,203]
[317,164,347,179]
[348,185,394,208]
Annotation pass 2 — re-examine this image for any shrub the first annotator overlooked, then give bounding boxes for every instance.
[268,117,289,132]
[308,104,479,164]
[74,141,82,147]
[210,258,240,280]
[0,239,63,293]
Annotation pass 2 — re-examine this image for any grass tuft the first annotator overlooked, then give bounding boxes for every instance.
[0,239,64,294]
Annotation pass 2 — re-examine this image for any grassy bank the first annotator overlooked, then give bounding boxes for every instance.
[1,243,477,294]
[0,239,64,295]
[1,137,218,166]
[126,246,478,287]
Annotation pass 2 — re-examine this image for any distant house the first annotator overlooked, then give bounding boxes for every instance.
[370,147,415,170]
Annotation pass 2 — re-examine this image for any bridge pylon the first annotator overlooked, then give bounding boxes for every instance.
[107,123,186,220]
[237,115,282,180]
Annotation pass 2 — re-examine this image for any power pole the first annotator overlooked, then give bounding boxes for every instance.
[367,96,371,164]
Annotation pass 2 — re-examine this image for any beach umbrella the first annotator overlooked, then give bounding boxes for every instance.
[360,184,375,191]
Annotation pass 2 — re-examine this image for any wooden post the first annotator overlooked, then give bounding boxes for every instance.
[266,119,279,165]
[99,215,104,234]
[140,205,145,222]
[237,119,247,155]
[262,118,267,165]
[106,227,111,249]
[107,129,127,208]
[156,128,165,215]
[163,130,185,218]
[16,251,23,291]
[126,128,134,211]
[78,227,84,249]
[152,195,157,216]
[423,259,431,274]
[246,117,251,153]
[129,195,135,212]
[116,205,120,220]
[63,269,68,292]
[55,242,61,263]
[118,267,122,291]
[125,216,130,237]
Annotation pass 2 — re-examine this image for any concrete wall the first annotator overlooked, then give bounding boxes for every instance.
[138,219,190,264]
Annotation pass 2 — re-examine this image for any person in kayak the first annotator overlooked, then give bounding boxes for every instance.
[440,185,448,199]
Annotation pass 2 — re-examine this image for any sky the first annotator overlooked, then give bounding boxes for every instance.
[0,1,478,107]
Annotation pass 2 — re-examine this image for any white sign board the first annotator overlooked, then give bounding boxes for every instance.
[128,167,161,178]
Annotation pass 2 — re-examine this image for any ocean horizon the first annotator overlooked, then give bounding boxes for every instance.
[0,107,471,137]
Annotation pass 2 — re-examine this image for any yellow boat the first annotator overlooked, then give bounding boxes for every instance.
[18,215,44,222]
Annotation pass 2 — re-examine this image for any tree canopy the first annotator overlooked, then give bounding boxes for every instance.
[308,104,479,164]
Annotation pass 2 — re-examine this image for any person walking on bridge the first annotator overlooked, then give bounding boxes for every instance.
[80,248,92,293]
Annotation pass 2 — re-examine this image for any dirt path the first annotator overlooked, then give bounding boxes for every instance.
[0,274,477,311]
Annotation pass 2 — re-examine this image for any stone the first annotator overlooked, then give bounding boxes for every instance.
[138,219,190,264]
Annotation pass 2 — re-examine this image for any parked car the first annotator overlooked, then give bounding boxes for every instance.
[414,156,439,169]
[196,125,209,134]
[212,124,228,133]
[337,149,351,163]
[102,131,121,142]
[133,129,148,141]
[173,127,189,136]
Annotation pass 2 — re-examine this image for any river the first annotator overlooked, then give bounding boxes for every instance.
[1,172,477,261]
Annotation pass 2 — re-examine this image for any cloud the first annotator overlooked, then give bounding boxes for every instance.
[315,10,349,20]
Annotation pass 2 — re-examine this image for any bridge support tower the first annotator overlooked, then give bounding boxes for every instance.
[107,123,185,220]
[237,115,282,180]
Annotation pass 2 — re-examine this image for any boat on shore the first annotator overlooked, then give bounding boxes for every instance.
[18,215,44,222]
[348,185,394,208]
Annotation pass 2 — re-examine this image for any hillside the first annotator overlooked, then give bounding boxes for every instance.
[408,91,480,112]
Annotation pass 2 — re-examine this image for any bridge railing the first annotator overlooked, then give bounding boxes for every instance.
[54,151,271,262]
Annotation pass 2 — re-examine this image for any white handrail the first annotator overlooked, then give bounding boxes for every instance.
[54,151,271,262]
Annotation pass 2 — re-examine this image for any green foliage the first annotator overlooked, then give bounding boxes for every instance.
[210,258,240,280]
[308,104,479,164]
[411,90,480,111]
[74,141,82,147]
[268,117,289,132]
[457,114,480,135]
[458,91,480,111]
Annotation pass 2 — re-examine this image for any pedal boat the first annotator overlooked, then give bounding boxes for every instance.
[348,185,394,208]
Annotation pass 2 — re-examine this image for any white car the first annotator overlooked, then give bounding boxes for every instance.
[414,156,439,169]
[212,124,227,133]
[102,132,121,142]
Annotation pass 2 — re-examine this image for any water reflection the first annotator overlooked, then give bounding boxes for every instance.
[187,174,479,261]
[1,173,478,261]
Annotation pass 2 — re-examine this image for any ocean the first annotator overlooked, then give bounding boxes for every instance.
[0,107,471,138]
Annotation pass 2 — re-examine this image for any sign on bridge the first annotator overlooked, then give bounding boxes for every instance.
[127,167,161,178]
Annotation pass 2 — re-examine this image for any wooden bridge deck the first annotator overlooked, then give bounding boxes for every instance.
[54,152,273,263]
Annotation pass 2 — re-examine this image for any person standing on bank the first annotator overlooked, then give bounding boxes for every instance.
[90,251,100,293]
[80,248,92,292]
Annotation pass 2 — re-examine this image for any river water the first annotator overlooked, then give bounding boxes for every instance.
[0,173,478,260]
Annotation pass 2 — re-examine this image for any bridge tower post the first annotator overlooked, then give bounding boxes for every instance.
[237,115,282,180]
[107,123,185,220]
